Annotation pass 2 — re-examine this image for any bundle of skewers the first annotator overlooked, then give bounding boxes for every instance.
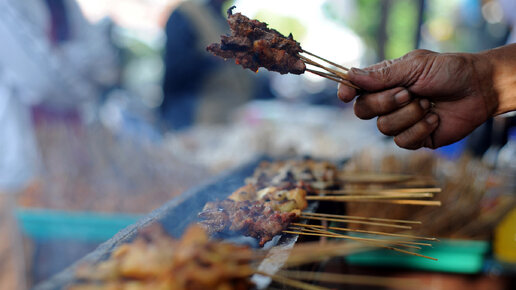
[343,150,516,239]
[198,158,440,260]
[207,6,359,90]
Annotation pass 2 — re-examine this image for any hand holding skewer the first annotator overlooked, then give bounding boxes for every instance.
[338,45,516,150]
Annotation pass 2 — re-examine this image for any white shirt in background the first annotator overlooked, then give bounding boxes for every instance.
[0,0,119,192]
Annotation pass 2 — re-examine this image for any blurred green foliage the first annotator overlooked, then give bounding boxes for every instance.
[348,0,382,54]
[325,0,419,61]
[386,0,418,59]
[254,10,307,41]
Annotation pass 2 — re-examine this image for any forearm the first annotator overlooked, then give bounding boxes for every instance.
[480,43,516,115]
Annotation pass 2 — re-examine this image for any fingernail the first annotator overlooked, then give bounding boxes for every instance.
[419,99,430,110]
[351,67,369,75]
[394,90,410,106]
[426,113,438,124]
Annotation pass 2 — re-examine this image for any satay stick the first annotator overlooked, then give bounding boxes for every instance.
[360,199,442,206]
[291,223,438,242]
[306,193,434,201]
[302,50,350,71]
[305,68,355,87]
[301,212,421,224]
[314,187,442,195]
[289,227,423,249]
[304,65,359,89]
[284,229,421,250]
[299,55,360,90]
[297,225,431,248]
[287,229,438,261]
[299,215,413,229]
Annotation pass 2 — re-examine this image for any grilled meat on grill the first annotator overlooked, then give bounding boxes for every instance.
[246,160,340,191]
[71,225,254,290]
[198,199,298,246]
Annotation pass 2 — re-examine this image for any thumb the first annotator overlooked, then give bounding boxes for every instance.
[347,50,431,92]
[348,61,408,92]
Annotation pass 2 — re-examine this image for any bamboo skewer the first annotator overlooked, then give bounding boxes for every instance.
[296,225,431,248]
[386,187,442,193]
[366,200,442,206]
[305,69,359,89]
[301,212,422,225]
[302,50,350,71]
[283,230,421,250]
[305,68,358,89]
[277,270,422,289]
[299,55,349,80]
[291,223,438,242]
[298,54,360,90]
[306,193,434,201]
[377,244,438,261]
[289,226,424,249]
[299,215,413,229]
[289,226,421,249]
[314,187,442,195]
[306,68,342,82]
[287,228,437,261]
[310,199,441,206]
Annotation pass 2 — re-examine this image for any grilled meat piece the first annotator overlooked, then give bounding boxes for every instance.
[228,184,308,213]
[198,199,297,246]
[206,8,305,75]
[246,160,340,191]
[71,225,254,290]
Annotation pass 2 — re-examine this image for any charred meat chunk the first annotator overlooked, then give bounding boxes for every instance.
[198,200,298,246]
[207,9,305,75]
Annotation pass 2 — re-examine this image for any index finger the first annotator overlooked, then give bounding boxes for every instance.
[337,82,358,103]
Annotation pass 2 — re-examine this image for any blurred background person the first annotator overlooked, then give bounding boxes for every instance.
[0,0,119,191]
[0,0,119,288]
[160,0,274,130]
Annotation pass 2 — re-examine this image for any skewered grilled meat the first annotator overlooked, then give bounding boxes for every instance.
[70,225,254,290]
[229,184,308,213]
[198,199,298,246]
[206,6,305,75]
[246,160,340,191]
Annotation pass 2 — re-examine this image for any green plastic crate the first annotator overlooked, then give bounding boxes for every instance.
[15,208,142,242]
[346,238,490,274]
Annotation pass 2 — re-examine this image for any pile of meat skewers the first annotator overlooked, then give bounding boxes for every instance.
[198,159,339,246]
[70,225,255,290]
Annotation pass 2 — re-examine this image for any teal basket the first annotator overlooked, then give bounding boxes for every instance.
[346,238,490,274]
[15,208,142,242]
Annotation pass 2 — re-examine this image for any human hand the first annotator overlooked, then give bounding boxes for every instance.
[337,49,499,149]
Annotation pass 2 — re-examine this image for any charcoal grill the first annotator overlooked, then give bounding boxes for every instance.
[35,156,317,290]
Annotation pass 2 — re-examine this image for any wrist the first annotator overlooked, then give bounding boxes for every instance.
[479,44,516,115]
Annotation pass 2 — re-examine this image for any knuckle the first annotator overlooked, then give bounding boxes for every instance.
[394,135,421,150]
[353,100,370,119]
[407,100,425,118]
[375,92,394,112]
[377,116,394,135]
[408,49,434,58]
[337,85,355,103]
[377,67,392,86]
